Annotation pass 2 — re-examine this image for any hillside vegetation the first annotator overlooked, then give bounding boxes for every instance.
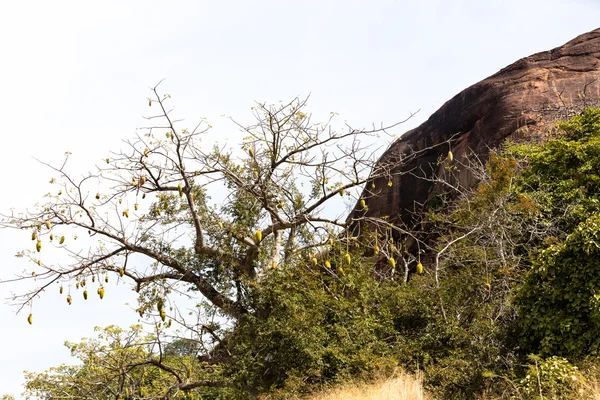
[11,108,600,399]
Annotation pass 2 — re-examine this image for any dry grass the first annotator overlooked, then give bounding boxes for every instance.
[580,376,600,400]
[306,372,431,400]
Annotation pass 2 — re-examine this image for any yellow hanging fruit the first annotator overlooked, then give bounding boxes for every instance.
[105,275,109,283]
[388,180,393,187]
[92,275,95,283]
[178,183,183,197]
[97,287,105,299]
[36,241,42,252]
[60,236,65,244]
[67,295,72,305]
[160,308,166,322]
[49,234,54,241]
[485,282,491,290]
[75,282,79,289]
[339,188,345,196]
[325,260,331,269]
[416,262,424,274]
[106,158,110,164]
[31,232,37,241]
[255,229,262,242]
[389,257,396,269]
[119,268,125,277]
[156,207,162,215]
[83,290,88,300]
[37,260,41,266]
[344,253,351,265]
[140,176,146,185]
[134,203,139,211]
[374,244,380,255]
[360,199,366,209]
[142,193,146,200]
[143,149,149,157]
[311,257,318,266]
[59,286,63,294]
[123,209,129,218]
[45,221,51,229]
[248,147,255,158]
[448,150,454,162]
[95,193,100,200]
[81,279,86,287]
[218,221,223,229]
[27,314,32,325]
[371,182,376,189]
[338,266,345,276]
[138,308,144,318]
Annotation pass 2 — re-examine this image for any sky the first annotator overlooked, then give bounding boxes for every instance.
[0,0,599,397]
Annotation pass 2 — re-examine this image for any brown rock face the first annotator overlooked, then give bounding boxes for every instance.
[359,28,600,225]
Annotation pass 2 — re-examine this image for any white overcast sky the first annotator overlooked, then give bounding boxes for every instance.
[0,0,599,397]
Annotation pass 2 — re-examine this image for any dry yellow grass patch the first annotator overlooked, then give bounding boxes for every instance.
[307,372,430,400]
[581,377,600,399]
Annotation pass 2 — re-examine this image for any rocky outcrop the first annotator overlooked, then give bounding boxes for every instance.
[358,28,600,225]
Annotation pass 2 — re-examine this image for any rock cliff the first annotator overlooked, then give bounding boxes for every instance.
[357,28,600,225]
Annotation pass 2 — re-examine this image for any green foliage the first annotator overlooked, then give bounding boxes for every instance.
[404,109,600,396]
[23,325,227,400]
[517,213,600,357]
[518,355,584,399]
[225,250,402,397]
[513,109,600,357]
[510,109,600,230]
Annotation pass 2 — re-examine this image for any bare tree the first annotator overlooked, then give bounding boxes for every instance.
[1,84,444,391]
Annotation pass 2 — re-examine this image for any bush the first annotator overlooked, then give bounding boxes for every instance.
[518,355,584,399]
[226,250,403,397]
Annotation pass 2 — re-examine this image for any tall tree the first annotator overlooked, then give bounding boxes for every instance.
[1,85,431,392]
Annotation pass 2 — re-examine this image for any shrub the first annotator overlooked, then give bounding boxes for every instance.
[518,355,584,399]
